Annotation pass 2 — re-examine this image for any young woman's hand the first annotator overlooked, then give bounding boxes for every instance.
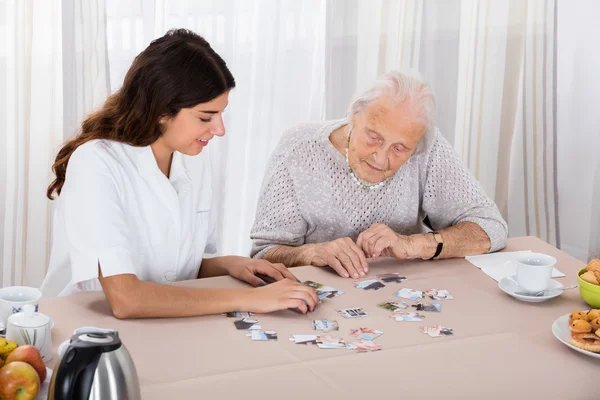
[244,279,319,314]
[226,258,299,287]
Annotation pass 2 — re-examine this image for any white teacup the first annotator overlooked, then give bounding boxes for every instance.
[512,253,557,293]
[0,286,42,330]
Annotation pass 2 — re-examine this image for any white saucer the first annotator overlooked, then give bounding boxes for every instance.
[35,367,52,400]
[552,313,600,359]
[498,275,564,303]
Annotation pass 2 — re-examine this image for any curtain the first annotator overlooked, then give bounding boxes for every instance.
[453,0,560,248]
[102,0,600,262]
[0,0,109,287]
[104,0,330,256]
[1,0,598,289]
[0,0,64,287]
[556,0,600,261]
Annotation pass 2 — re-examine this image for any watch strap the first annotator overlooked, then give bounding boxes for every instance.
[429,231,443,260]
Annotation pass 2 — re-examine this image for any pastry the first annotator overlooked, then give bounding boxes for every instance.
[570,319,592,333]
[570,333,600,353]
[591,317,600,330]
[587,309,600,321]
[580,271,599,285]
[586,259,600,273]
[570,310,588,322]
[594,270,600,284]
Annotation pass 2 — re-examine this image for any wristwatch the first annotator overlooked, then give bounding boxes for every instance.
[429,231,443,260]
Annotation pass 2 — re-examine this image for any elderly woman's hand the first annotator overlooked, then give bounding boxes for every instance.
[357,224,417,260]
[310,238,369,279]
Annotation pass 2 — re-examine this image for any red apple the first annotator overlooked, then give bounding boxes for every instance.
[0,361,40,400]
[5,346,46,383]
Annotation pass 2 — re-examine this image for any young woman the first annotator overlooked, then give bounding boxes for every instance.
[41,29,318,318]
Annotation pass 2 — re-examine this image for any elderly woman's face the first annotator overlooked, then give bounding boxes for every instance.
[348,98,426,183]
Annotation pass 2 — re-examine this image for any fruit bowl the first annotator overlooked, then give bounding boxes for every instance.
[578,268,600,308]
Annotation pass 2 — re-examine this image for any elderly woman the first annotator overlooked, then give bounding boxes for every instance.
[250,71,508,279]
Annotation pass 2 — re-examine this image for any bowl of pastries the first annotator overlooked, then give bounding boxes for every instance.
[569,309,600,353]
[578,259,600,308]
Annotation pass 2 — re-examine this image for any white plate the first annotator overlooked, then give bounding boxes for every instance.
[498,275,564,303]
[552,313,600,359]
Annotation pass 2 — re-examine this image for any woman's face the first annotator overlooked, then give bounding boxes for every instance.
[159,91,230,156]
[348,98,427,183]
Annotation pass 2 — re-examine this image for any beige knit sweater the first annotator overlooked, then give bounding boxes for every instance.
[250,119,508,259]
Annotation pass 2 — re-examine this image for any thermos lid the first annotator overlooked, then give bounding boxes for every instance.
[69,331,122,354]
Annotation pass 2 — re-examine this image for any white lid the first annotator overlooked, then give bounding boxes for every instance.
[7,304,51,328]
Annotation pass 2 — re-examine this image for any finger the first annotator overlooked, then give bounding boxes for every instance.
[290,289,318,311]
[372,235,391,259]
[361,223,386,239]
[335,249,360,279]
[291,282,320,305]
[341,239,365,277]
[282,298,308,314]
[241,271,265,287]
[366,225,390,256]
[369,224,389,237]
[272,263,298,282]
[359,228,383,256]
[357,228,375,250]
[326,255,350,278]
[369,223,387,231]
[362,232,378,258]
[348,240,369,273]
[356,231,365,248]
[256,264,285,282]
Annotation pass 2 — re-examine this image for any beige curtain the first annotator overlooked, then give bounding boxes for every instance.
[1,0,64,287]
[335,0,598,262]
[338,0,568,254]
[454,0,559,247]
[0,0,109,287]
[1,0,597,290]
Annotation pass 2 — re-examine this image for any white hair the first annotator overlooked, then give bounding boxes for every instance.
[346,70,437,154]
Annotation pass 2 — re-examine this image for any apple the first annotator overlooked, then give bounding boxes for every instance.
[5,346,46,383]
[0,358,3,368]
[0,361,40,400]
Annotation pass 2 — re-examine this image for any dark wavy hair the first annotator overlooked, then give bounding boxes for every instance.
[47,28,235,199]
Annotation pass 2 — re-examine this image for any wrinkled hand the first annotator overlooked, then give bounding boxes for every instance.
[357,224,415,260]
[226,258,298,287]
[245,279,319,314]
[310,237,369,279]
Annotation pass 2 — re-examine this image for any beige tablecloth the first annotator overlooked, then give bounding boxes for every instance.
[41,237,598,399]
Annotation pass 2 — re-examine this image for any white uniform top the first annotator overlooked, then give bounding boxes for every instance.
[41,139,216,297]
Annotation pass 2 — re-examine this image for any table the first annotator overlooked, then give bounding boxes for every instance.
[41,237,598,399]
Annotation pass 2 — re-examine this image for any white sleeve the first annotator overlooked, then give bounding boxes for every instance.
[61,143,138,285]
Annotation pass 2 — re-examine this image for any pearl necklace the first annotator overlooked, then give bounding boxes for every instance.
[345,128,390,191]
